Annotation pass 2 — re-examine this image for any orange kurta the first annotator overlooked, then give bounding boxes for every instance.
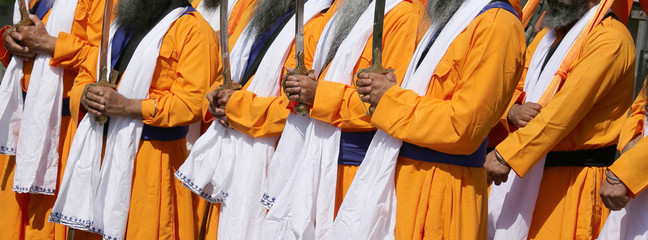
[610,83,648,197]
[495,17,636,240]
[69,10,218,239]
[0,0,102,239]
[370,8,525,239]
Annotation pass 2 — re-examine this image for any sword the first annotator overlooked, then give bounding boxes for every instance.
[282,0,312,115]
[354,0,393,116]
[14,0,33,27]
[89,0,118,124]
[213,0,241,99]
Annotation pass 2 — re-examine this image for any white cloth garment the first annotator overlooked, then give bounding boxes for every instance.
[324,0,490,239]
[0,0,77,195]
[177,1,331,239]
[260,1,400,239]
[487,5,600,240]
[596,117,648,240]
[49,7,187,240]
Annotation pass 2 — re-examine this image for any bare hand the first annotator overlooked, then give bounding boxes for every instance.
[600,170,630,211]
[621,135,641,154]
[2,26,33,59]
[508,102,542,128]
[14,15,56,56]
[83,85,138,118]
[355,72,396,106]
[284,70,317,106]
[484,150,511,185]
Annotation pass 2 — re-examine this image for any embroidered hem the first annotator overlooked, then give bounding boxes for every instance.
[0,145,16,155]
[49,212,122,240]
[13,185,55,195]
[261,193,276,209]
[175,171,228,203]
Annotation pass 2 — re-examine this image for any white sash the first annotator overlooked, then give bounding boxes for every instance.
[596,116,648,240]
[0,0,77,195]
[50,7,187,240]
[260,1,400,239]
[324,0,491,239]
[487,5,599,240]
[176,1,331,239]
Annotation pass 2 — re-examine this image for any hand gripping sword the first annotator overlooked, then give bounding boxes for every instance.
[282,0,313,115]
[88,0,118,124]
[354,0,393,116]
[14,0,33,27]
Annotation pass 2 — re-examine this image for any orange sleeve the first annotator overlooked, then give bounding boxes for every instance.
[141,14,218,127]
[225,11,328,137]
[309,3,421,130]
[371,10,525,155]
[0,25,12,67]
[49,0,101,73]
[610,136,648,196]
[496,23,636,177]
[618,83,647,151]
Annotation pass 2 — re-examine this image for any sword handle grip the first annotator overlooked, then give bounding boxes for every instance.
[355,65,394,116]
[282,64,312,116]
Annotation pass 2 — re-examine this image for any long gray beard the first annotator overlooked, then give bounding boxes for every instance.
[249,0,293,35]
[115,0,171,31]
[426,0,465,27]
[323,0,372,69]
[543,0,589,30]
[202,0,219,9]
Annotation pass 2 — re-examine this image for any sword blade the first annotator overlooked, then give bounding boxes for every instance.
[371,0,386,67]
[99,0,114,72]
[219,0,232,87]
[294,0,304,63]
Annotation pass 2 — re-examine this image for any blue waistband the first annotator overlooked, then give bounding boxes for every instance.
[399,138,488,168]
[338,131,377,166]
[141,125,189,141]
[22,91,70,117]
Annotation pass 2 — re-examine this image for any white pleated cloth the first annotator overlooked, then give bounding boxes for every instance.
[487,5,600,240]
[176,1,332,239]
[597,118,648,240]
[322,1,489,239]
[259,1,400,239]
[0,0,77,195]
[49,7,188,240]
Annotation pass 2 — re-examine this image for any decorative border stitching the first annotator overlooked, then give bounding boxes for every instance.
[49,212,121,240]
[0,145,16,155]
[175,171,228,203]
[13,185,55,195]
[261,193,276,209]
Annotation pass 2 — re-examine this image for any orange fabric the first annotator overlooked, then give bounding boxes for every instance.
[70,11,218,239]
[367,8,524,239]
[522,0,540,28]
[496,17,636,177]
[334,165,359,216]
[194,201,220,240]
[0,155,28,240]
[617,81,647,152]
[394,159,488,240]
[528,167,610,240]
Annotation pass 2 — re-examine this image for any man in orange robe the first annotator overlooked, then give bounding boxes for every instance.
[485,0,636,239]
[214,0,422,215]
[67,0,218,238]
[356,0,525,238]
[0,0,102,238]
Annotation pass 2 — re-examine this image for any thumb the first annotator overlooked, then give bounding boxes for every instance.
[28,14,40,25]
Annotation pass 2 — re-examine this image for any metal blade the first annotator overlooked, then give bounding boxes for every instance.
[294,0,305,61]
[99,0,114,72]
[219,0,233,88]
[371,0,386,67]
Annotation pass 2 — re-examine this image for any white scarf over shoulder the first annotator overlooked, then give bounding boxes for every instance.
[0,0,77,195]
[50,7,188,240]
[324,0,491,239]
[176,1,332,239]
[260,1,400,239]
[487,5,600,240]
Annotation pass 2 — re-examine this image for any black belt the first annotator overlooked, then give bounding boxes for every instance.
[544,145,617,167]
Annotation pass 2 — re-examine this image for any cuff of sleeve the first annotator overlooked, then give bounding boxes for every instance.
[618,117,643,152]
[310,80,345,120]
[371,85,408,132]
[141,98,157,122]
[610,160,648,197]
[49,32,73,67]
[495,142,530,178]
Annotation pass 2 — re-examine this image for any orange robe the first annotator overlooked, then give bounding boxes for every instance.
[495,17,636,239]
[0,0,102,239]
[69,10,218,240]
[370,8,525,239]
[610,83,648,197]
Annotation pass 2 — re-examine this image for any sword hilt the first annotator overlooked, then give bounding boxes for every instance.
[282,52,312,115]
[91,66,118,124]
[211,67,241,127]
[14,1,33,27]
[354,49,393,116]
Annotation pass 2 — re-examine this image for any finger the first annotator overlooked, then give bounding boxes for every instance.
[284,67,294,72]
[501,173,509,183]
[284,80,300,88]
[520,114,534,122]
[385,71,397,82]
[357,73,369,79]
[10,28,23,42]
[358,86,372,95]
[85,99,105,111]
[4,34,28,54]
[217,97,229,107]
[487,176,493,185]
[85,91,105,104]
[285,87,301,95]
[493,176,502,186]
[526,102,543,111]
[517,120,528,128]
[28,14,42,27]
[361,95,371,103]
[308,71,316,79]
[356,78,372,88]
[212,108,226,117]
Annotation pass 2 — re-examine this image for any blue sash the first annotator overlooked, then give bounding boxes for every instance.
[22,91,70,116]
[338,0,518,166]
[31,0,52,20]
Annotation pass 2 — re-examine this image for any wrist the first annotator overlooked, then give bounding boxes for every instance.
[494,149,509,167]
[507,104,520,125]
[605,168,623,185]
